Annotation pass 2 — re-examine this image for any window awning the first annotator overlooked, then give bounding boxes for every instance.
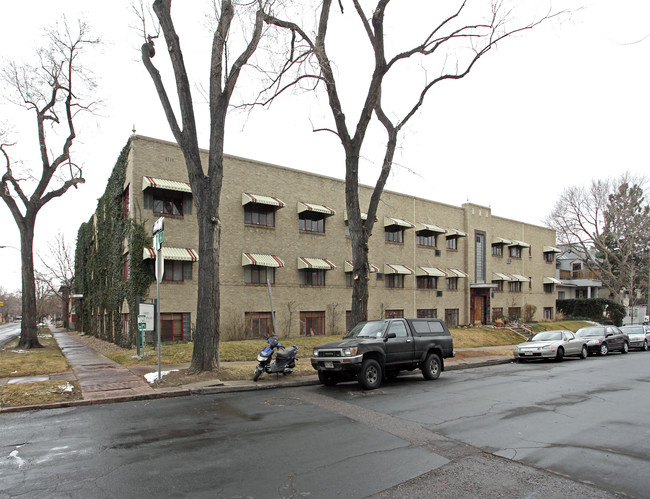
[143,247,199,261]
[142,176,192,193]
[343,210,368,221]
[416,266,447,277]
[509,240,530,248]
[297,202,336,216]
[344,261,379,273]
[298,257,337,270]
[415,222,446,233]
[492,272,513,281]
[242,253,285,268]
[543,276,562,285]
[492,236,513,245]
[384,264,414,275]
[446,268,469,278]
[510,274,531,282]
[242,192,285,207]
[384,216,415,229]
[445,228,467,238]
[543,245,562,253]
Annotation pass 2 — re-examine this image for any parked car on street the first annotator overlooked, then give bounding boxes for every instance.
[514,330,588,362]
[619,325,649,351]
[575,325,629,356]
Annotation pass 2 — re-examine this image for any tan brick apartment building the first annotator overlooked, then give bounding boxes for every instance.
[88,135,560,342]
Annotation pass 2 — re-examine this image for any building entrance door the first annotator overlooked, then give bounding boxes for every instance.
[470,288,490,325]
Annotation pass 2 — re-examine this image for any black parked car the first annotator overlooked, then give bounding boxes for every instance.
[575,325,629,356]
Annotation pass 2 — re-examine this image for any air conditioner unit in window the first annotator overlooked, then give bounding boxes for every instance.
[435,249,441,257]
[507,258,512,264]
[436,291,443,297]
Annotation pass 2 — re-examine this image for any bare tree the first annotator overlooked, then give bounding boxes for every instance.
[36,233,75,327]
[546,173,650,303]
[262,0,564,327]
[0,20,98,349]
[140,0,273,373]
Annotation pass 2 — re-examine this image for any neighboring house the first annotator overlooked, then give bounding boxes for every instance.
[76,135,561,343]
[555,247,604,300]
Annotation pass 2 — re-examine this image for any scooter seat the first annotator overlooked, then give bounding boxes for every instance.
[275,346,296,359]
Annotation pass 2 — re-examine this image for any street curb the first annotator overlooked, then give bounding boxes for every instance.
[0,358,513,413]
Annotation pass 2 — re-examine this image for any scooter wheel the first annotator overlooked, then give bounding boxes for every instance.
[253,368,262,382]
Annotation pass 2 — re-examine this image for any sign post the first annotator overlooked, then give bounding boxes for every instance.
[153,217,165,384]
[137,314,147,361]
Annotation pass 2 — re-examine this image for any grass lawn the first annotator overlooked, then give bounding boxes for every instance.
[0,334,70,377]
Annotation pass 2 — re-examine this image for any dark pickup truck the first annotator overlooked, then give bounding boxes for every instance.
[311,318,455,390]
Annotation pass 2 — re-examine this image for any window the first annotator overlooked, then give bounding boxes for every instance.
[245,312,274,338]
[385,274,405,288]
[493,280,504,292]
[245,203,276,227]
[475,232,486,283]
[300,269,325,286]
[508,307,521,321]
[508,281,522,292]
[161,312,189,342]
[299,212,326,233]
[122,313,130,341]
[417,309,437,318]
[416,232,437,247]
[122,186,130,218]
[544,283,554,293]
[154,192,183,216]
[446,237,458,250]
[417,276,438,289]
[388,320,408,337]
[245,265,275,285]
[444,309,459,327]
[122,252,130,281]
[544,252,555,263]
[385,309,404,319]
[385,226,404,243]
[162,260,192,282]
[447,277,458,290]
[543,307,553,320]
[301,311,325,335]
[345,272,353,287]
[509,246,522,259]
[492,244,503,257]
[492,307,504,323]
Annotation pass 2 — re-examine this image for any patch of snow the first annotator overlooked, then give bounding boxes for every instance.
[57,383,74,393]
[144,370,178,383]
[9,450,25,468]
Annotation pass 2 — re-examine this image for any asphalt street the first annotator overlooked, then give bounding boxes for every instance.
[2,350,647,498]
[0,322,20,347]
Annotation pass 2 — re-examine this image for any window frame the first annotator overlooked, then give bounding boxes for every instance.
[508,281,522,292]
[446,277,458,290]
[299,211,326,233]
[385,226,404,243]
[385,274,405,288]
[300,269,326,287]
[153,191,184,216]
[416,276,438,289]
[244,203,276,227]
[446,237,458,250]
[416,231,437,247]
[509,245,522,259]
[244,265,275,285]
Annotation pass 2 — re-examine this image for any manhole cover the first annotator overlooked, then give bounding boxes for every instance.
[265,397,303,407]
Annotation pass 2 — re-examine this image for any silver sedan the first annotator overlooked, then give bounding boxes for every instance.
[619,325,649,351]
[514,330,588,362]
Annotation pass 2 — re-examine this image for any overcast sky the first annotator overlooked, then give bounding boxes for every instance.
[1,0,648,294]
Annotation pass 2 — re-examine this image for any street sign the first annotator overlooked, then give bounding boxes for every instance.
[153,217,164,236]
[154,231,164,250]
[137,314,147,331]
[155,248,165,283]
[138,303,155,331]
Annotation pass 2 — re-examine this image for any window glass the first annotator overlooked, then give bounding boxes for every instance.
[388,321,408,337]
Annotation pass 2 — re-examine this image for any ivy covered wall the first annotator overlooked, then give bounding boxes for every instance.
[74,138,154,347]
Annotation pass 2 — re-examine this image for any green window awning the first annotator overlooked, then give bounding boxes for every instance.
[445,228,467,238]
[416,266,447,277]
[415,222,446,233]
[384,216,415,229]
[298,257,337,270]
[446,268,469,278]
[510,274,531,282]
[492,272,513,281]
[344,261,379,273]
[384,264,414,275]
[241,193,285,207]
[492,236,513,245]
[297,202,336,216]
[543,276,562,285]
[509,240,530,248]
[543,245,561,253]
[142,176,192,193]
[242,253,285,268]
[143,247,199,261]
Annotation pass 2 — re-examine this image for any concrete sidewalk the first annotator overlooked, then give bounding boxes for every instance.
[1,330,515,413]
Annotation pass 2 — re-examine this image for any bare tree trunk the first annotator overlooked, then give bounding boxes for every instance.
[18,219,42,349]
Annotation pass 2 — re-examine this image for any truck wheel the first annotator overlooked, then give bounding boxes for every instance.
[318,371,339,387]
[358,359,382,390]
[422,353,441,380]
